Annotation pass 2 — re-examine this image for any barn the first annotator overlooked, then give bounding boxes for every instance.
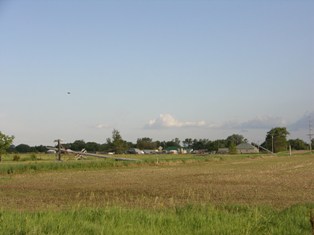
[236,143,259,154]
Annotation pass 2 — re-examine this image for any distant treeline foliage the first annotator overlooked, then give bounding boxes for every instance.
[5,128,313,154]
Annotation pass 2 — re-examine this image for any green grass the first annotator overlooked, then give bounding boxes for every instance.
[0,153,267,175]
[0,159,123,175]
[0,204,313,235]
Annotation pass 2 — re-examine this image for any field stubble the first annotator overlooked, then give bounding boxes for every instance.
[0,154,313,211]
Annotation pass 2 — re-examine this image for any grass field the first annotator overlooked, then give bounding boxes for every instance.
[0,152,313,234]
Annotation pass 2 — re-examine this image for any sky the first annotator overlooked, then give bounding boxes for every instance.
[0,0,313,146]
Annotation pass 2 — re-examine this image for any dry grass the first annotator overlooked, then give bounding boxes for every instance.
[0,154,313,211]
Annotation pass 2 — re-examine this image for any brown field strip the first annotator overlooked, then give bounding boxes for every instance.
[0,154,313,211]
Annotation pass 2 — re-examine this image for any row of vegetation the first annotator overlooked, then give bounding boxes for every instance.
[0,204,313,235]
[0,152,237,175]
[1,127,313,156]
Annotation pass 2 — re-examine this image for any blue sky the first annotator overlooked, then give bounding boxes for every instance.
[0,0,313,146]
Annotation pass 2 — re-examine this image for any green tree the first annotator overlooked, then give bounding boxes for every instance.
[85,142,100,152]
[173,138,181,147]
[192,139,210,150]
[182,138,193,148]
[211,139,227,151]
[136,137,157,150]
[70,140,86,151]
[15,144,32,153]
[288,139,307,150]
[164,138,181,148]
[0,131,14,162]
[265,127,290,153]
[226,134,246,147]
[33,145,48,153]
[228,141,237,154]
[110,129,128,154]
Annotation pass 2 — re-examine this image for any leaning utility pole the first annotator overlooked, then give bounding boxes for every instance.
[54,139,62,161]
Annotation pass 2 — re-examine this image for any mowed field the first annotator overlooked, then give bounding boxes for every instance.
[0,153,314,234]
[0,153,314,210]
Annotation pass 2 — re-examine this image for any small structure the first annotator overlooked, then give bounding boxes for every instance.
[127,148,144,154]
[165,146,179,154]
[236,143,259,154]
[143,149,159,154]
[47,149,56,154]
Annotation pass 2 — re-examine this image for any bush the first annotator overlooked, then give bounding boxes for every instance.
[13,155,20,161]
[30,154,37,161]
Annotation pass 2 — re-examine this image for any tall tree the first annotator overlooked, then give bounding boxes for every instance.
[110,129,128,154]
[228,142,237,154]
[265,127,289,153]
[0,131,14,162]
[226,134,246,147]
[173,138,181,147]
[182,138,193,148]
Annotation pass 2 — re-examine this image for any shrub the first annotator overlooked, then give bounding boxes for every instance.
[30,154,37,161]
[13,155,20,161]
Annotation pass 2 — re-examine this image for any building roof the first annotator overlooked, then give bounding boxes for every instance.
[236,143,256,150]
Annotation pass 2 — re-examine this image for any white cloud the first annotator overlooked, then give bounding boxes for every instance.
[95,124,110,129]
[145,114,206,129]
[145,114,288,131]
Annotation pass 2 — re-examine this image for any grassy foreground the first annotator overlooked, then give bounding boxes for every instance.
[1,204,313,235]
[0,152,313,234]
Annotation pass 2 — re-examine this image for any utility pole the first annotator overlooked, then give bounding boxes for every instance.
[54,139,62,161]
[309,117,313,154]
[271,134,274,153]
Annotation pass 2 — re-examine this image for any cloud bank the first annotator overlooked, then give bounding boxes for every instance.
[289,111,314,131]
[220,116,287,130]
[145,114,289,131]
[144,112,314,140]
[145,114,206,129]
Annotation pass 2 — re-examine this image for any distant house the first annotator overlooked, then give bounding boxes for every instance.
[236,143,259,154]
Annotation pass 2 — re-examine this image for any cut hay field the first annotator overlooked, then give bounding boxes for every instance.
[0,153,313,234]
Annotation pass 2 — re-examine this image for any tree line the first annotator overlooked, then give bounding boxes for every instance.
[1,128,313,156]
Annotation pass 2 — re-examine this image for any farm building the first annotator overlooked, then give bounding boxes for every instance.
[236,143,259,154]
